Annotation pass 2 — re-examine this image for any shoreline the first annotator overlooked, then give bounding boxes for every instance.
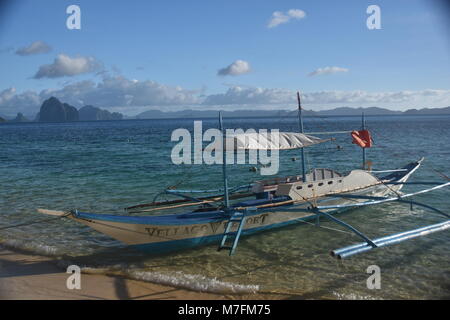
[0,246,285,300]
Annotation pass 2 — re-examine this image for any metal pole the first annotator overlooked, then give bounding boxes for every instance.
[219,112,229,208]
[332,220,450,259]
[362,112,366,170]
[297,92,307,182]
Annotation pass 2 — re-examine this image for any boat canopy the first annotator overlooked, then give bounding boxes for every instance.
[224,132,330,150]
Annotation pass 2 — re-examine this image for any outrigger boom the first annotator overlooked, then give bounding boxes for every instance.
[332,221,450,259]
[318,181,450,258]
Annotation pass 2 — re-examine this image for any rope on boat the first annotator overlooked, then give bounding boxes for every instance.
[372,173,403,198]
[432,168,450,181]
[297,218,355,236]
[289,185,358,236]
[307,130,353,135]
[150,163,198,204]
[290,186,316,209]
[0,212,71,231]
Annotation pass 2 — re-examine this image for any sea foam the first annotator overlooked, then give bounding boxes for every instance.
[57,260,260,294]
[0,239,60,256]
[127,270,260,294]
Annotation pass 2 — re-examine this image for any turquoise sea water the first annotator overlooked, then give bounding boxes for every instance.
[0,115,449,298]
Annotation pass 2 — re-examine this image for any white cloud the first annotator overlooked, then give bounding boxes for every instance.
[308,66,349,77]
[33,54,102,79]
[15,41,52,56]
[217,60,251,76]
[268,9,306,28]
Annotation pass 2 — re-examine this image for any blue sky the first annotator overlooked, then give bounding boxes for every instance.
[0,0,449,117]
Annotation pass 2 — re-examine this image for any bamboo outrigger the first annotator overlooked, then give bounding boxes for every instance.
[38,92,449,258]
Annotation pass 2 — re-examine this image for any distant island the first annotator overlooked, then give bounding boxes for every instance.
[0,113,29,123]
[135,106,450,119]
[35,97,124,122]
[12,112,29,122]
[36,97,79,122]
[78,105,123,121]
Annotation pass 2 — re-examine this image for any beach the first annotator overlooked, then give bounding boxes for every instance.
[0,246,290,300]
[0,247,228,300]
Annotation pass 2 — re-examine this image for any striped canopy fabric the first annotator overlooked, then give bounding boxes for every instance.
[223,132,329,150]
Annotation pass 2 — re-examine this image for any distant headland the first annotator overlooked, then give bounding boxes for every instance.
[35,97,123,122]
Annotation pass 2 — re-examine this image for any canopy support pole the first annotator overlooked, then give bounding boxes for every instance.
[297,92,307,182]
[219,112,230,208]
[362,112,366,170]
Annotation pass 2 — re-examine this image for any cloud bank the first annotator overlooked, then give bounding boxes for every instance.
[0,76,200,116]
[203,86,293,105]
[1,80,449,117]
[268,9,306,28]
[15,41,52,56]
[203,86,450,108]
[217,60,251,76]
[33,54,102,79]
[0,88,42,116]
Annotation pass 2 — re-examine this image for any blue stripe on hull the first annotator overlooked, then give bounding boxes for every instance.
[131,211,331,255]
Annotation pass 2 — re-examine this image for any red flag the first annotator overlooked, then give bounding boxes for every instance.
[351,130,373,148]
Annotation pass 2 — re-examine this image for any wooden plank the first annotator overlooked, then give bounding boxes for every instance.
[37,209,68,216]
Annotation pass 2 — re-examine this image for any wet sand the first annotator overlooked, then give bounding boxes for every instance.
[0,247,228,300]
[0,247,286,300]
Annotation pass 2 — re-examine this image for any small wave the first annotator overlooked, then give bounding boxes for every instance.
[0,239,61,256]
[127,270,260,294]
[55,259,259,294]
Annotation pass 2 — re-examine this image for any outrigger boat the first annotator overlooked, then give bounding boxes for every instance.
[39,93,450,258]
